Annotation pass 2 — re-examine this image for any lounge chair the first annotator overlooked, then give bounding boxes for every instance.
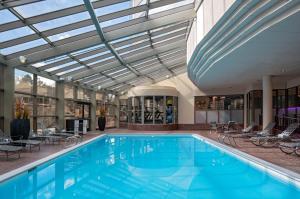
[218,122,257,146]
[12,139,41,152]
[0,145,23,159]
[249,122,276,146]
[279,139,300,155]
[250,123,298,147]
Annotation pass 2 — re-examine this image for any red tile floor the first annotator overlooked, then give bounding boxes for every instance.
[1,129,300,176]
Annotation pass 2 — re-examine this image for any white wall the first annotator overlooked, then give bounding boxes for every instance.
[187,0,235,63]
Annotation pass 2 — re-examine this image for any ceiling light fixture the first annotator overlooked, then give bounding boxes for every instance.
[98,85,102,90]
[166,75,170,79]
[19,56,27,64]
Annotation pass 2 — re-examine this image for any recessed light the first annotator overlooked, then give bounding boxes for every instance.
[166,75,170,79]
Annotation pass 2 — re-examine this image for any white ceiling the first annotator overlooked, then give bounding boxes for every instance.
[197,11,300,90]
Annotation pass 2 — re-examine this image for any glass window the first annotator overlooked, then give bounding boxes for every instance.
[78,88,91,101]
[37,117,57,131]
[15,69,33,94]
[133,97,141,123]
[64,84,74,99]
[154,96,164,124]
[37,76,56,97]
[65,100,75,117]
[96,92,103,101]
[120,99,128,123]
[144,96,153,124]
[37,97,56,116]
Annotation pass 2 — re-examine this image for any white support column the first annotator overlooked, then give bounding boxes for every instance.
[56,81,65,130]
[262,75,273,129]
[90,91,96,131]
[243,93,247,128]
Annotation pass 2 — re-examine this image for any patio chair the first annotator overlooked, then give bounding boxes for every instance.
[249,122,276,145]
[250,123,298,147]
[218,122,257,146]
[0,145,23,160]
[279,139,300,155]
[12,139,41,152]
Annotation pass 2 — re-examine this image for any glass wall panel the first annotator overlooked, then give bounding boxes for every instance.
[219,110,230,123]
[120,99,128,123]
[64,84,73,99]
[14,94,34,129]
[287,87,297,117]
[96,92,103,101]
[15,69,33,94]
[195,95,244,124]
[64,100,75,117]
[174,97,178,124]
[128,97,133,123]
[195,111,206,123]
[133,97,141,124]
[154,96,164,124]
[0,89,3,132]
[144,96,153,124]
[37,97,56,116]
[37,76,56,97]
[37,117,56,131]
[207,111,218,123]
[166,96,174,124]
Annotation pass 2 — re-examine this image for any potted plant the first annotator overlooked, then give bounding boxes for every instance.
[98,107,106,131]
[10,98,30,140]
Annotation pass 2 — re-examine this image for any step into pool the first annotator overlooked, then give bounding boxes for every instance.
[1,134,300,199]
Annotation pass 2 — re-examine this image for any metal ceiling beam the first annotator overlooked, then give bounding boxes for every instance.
[67,38,186,80]
[0,0,41,10]
[78,48,186,84]
[0,0,128,32]
[6,5,195,67]
[0,0,186,48]
[83,0,154,83]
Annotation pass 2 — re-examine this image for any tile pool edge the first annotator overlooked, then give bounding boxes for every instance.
[0,134,106,183]
[192,134,300,188]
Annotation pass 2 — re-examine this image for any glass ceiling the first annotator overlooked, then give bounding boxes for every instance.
[0,0,196,93]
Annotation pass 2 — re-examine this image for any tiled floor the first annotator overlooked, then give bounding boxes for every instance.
[1,129,300,176]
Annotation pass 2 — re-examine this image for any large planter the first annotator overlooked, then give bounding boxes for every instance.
[10,119,30,140]
[98,117,106,131]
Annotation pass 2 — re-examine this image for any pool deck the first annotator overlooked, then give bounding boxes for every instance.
[1,129,300,176]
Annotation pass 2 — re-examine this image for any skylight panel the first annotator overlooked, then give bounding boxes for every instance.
[71,44,105,56]
[94,1,130,16]
[14,0,84,18]
[79,51,110,62]
[45,61,78,72]
[149,0,194,15]
[0,26,34,42]
[33,12,90,32]
[56,66,85,76]
[100,16,131,28]
[47,25,95,42]
[0,38,47,55]
[0,9,18,24]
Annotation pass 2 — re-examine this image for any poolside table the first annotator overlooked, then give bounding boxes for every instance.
[12,140,41,152]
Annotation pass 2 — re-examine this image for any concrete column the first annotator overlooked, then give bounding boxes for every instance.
[141,96,144,124]
[1,66,14,135]
[262,75,273,129]
[243,93,247,128]
[115,95,120,128]
[90,90,96,131]
[32,74,37,131]
[56,81,65,130]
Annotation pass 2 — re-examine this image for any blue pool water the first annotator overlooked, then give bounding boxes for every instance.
[1,134,300,199]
